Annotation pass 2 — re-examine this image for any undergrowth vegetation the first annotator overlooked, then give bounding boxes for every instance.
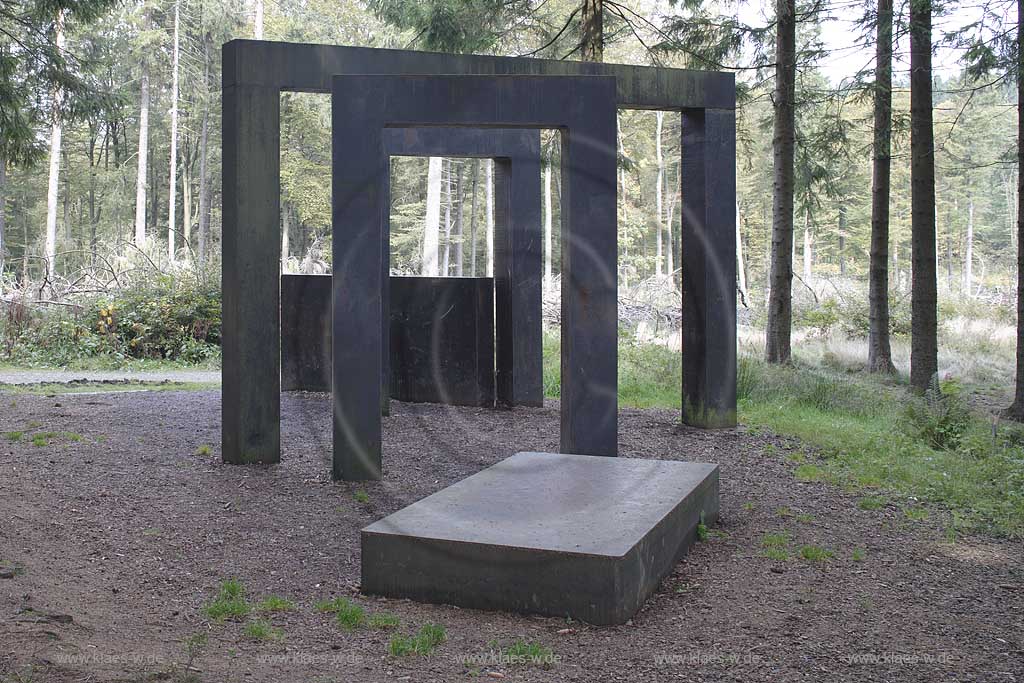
[1,273,220,367]
[543,331,1024,538]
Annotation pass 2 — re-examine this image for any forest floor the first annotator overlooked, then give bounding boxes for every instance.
[1,389,1022,683]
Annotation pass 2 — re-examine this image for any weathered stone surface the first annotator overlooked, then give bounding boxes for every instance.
[361,451,719,625]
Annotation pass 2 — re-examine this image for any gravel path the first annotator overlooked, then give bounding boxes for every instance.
[0,368,220,385]
[1,389,1021,682]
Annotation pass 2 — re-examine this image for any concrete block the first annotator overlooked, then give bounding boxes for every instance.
[361,452,719,625]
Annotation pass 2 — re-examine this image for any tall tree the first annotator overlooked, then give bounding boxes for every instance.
[167,0,181,260]
[909,0,938,390]
[581,0,603,61]
[134,55,150,247]
[43,11,67,282]
[655,110,665,276]
[544,148,553,290]
[1007,0,1024,420]
[765,0,797,363]
[868,0,896,374]
[422,156,442,275]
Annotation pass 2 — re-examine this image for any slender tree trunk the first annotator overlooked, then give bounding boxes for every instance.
[655,111,665,276]
[455,163,464,276]
[666,178,676,276]
[442,160,453,275]
[1006,0,1024,419]
[422,156,442,276]
[197,34,211,263]
[964,198,974,297]
[0,156,6,277]
[765,0,797,363]
[581,0,603,62]
[182,160,192,252]
[909,0,938,391]
[544,151,553,290]
[254,0,264,39]
[617,115,630,275]
[469,159,479,276]
[44,12,66,283]
[838,205,847,277]
[736,201,748,301]
[486,159,494,276]
[802,209,812,281]
[167,0,180,261]
[135,61,149,246]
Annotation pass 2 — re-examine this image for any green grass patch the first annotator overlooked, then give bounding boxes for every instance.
[353,490,370,504]
[255,596,294,613]
[794,464,828,482]
[204,579,250,621]
[852,548,866,562]
[389,623,446,657]
[857,495,886,511]
[316,596,366,630]
[335,602,366,631]
[761,532,790,548]
[762,547,789,561]
[799,545,834,562]
[4,431,23,442]
[368,613,400,629]
[194,444,213,456]
[244,619,282,641]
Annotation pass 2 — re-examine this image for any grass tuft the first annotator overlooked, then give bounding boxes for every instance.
[389,623,446,657]
[255,596,294,613]
[799,545,834,562]
[204,579,249,621]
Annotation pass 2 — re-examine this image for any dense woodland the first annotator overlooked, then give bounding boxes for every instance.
[0,0,1021,403]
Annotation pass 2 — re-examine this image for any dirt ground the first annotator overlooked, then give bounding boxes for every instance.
[1,389,1022,682]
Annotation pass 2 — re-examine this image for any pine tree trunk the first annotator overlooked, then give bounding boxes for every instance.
[442,160,453,276]
[655,111,664,276]
[765,0,797,363]
[422,157,442,276]
[909,0,938,391]
[469,159,479,277]
[44,12,66,284]
[197,47,210,263]
[1005,0,1024,420]
[736,201,748,301]
[802,209,812,281]
[964,198,974,297]
[486,159,494,276]
[254,0,264,39]
[135,58,150,247]
[581,0,603,62]
[167,0,180,261]
[455,163,464,276]
[838,205,847,277]
[666,180,676,276]
[544,151,553,290]
[0,155,6,277]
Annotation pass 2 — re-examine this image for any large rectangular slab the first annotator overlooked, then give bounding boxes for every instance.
[361,452,719,625]
[389,276,494,406]
[281,274,495,407]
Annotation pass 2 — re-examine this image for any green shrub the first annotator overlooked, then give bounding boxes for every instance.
[1,275,220,366]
